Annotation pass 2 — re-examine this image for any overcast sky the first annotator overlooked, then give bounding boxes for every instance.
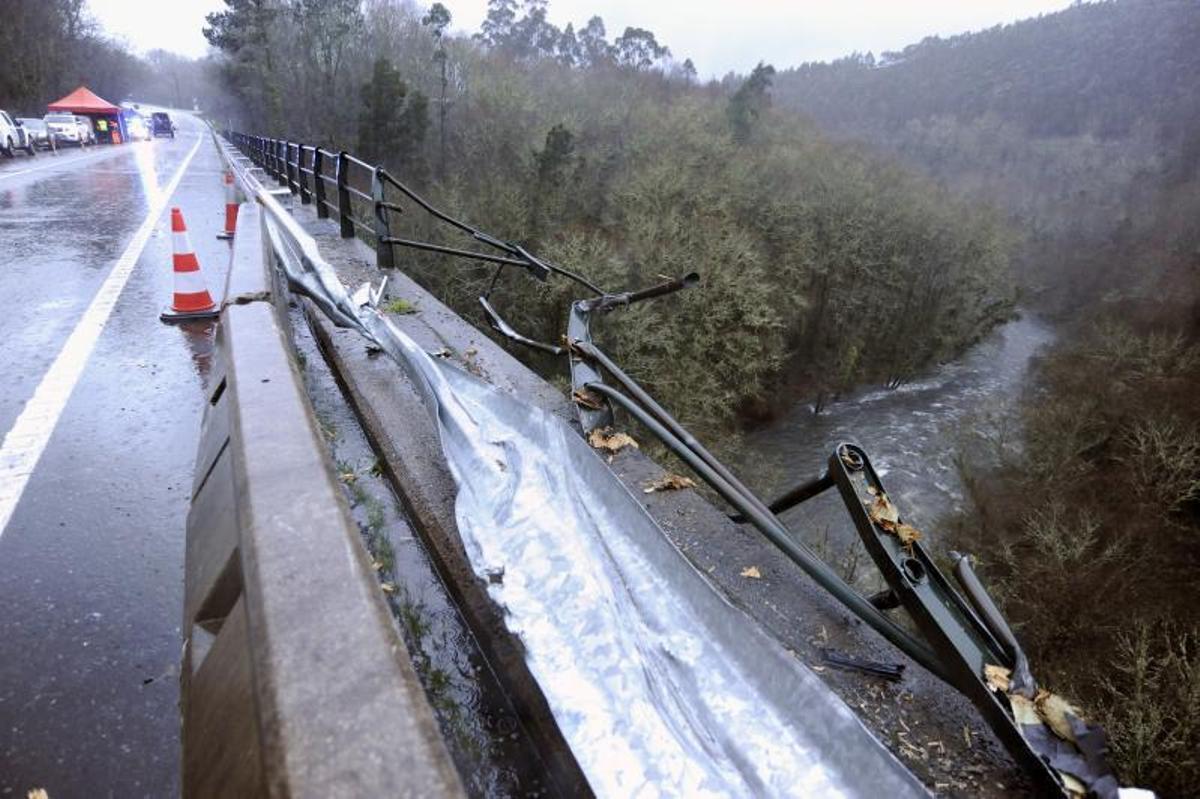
[89,0,1075,77]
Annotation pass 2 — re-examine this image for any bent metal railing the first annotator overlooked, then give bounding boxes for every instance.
[224,130,1120,798]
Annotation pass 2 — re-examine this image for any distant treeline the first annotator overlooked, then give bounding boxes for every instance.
[773,0,1200,318]
[202,0,1015,435]
[0,0,221,114]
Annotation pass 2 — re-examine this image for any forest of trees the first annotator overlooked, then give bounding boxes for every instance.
[773,2,1200,793]
[197,0,1017,437]
[0,0,225,113]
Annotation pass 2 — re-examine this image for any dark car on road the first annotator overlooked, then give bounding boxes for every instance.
[151,112,174,139]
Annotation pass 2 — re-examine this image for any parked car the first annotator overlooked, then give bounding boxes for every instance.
[44,113,85,146]
[16,118,55,151]
[151,112,174,139]
[0,110,35,157]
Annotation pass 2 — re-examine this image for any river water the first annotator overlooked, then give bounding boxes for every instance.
[737,314,1055,573]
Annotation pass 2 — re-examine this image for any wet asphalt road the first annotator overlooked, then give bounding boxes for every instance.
[0,114,228,797]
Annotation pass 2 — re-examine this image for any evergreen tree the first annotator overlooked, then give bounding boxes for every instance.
[727,62,775,143]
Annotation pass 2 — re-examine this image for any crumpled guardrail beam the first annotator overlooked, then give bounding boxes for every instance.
[213,132,929,797]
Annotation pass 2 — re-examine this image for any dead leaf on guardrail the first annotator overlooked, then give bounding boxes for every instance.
[984,663,1012,693]
[740,566,762,579]
[643,474,696,493]
[1035,690,1083,743]
[588,428,638,453]
[895,523,923,546]
[867,491,900,529]
[572,388,605,411]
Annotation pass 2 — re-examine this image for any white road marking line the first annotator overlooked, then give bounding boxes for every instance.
[0,133,204,538]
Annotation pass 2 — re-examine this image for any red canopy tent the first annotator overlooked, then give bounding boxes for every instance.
[47,86,120,114]
[47,86,123,143]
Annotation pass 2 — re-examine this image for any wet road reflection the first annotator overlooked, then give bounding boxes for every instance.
[0,114,225,796]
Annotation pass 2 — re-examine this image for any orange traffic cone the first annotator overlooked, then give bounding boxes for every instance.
[160,208,219,322]
[217,171,237,240]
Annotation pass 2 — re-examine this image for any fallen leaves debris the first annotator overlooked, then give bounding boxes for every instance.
[865,487,924,548]
[895,523,923,546]
[867,491,900,528]
[572,388,605,410]
[380,582,397,595]
[984,663,1012,693]
[27,790,49,799]
[740,566,762,579]
[643,473,697,493]
[587,428,638,453]
[1035,689,1083,743]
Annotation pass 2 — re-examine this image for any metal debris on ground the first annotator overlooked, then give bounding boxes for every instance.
[821,649,906,682]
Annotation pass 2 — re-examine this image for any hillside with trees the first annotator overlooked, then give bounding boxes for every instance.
[199,0,1016,436]
[774,0,1200,317]
[774,2,1200,793]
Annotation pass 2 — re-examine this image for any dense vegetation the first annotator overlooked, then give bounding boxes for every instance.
[773,2,1200,792]
[198,0,1016,436]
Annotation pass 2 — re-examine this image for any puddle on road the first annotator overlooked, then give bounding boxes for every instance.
[288,304,552,798]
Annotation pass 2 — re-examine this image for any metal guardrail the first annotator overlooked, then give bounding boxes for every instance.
[181,194,463,797]
[213,134,934,798]
[220,129,1123,798]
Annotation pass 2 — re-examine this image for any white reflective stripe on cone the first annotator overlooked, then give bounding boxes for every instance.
[172,231,192,254]
[173,269,210,294]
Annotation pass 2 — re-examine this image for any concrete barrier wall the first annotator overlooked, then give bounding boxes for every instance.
[180,202,464,798]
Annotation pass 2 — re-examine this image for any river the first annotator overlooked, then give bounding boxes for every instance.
[737,314,1055,576]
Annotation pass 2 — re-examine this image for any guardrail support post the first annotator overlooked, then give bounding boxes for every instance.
[334,151,354,238]
[371,167,395,270]
[284,141,297,194]
[275,141,288,187]
[312,150,328,219]
[297,146,311,205]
